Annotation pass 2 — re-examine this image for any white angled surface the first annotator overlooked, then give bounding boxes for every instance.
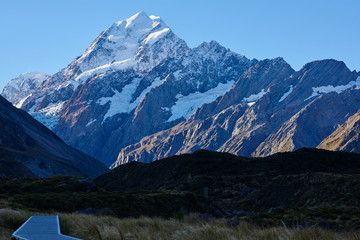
[12,215,81,240]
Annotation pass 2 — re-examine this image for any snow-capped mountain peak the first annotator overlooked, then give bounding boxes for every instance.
[3,12,360,170]
[0,13,187,135]
[70,11,180,78]
[124,11,164,29]
[1,72,50,106]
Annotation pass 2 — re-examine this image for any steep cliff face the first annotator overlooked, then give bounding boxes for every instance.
[0,95,107,177]
[255,88,360,156]
[113,58,295,166]
[318,110,360,153]
[113,60,360,167]
[254,60,360,156]
[50,39,256,165]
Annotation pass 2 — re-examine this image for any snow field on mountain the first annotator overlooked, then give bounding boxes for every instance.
[243,89,267,103]
[305,76,360,101]
[97,77,165,122]
[144,28,170,45]
[86,119,97,127]
[167,81,235,122]
[77,12,170,75]
[6,72,49,89]
[279,85,294,102]
[3,72,49,107]
[15,94,32,108]
[31,102,66,130]
[75,59,137,84]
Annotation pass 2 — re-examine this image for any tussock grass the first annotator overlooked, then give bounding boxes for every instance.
[59,213,359,240]
[0,210,32,240]
[1,210,359,240]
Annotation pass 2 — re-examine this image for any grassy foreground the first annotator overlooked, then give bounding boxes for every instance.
[1,210,359,240]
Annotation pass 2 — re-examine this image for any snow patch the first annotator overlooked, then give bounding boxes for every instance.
[3,72,49,106]
[144,28,170,45]
[243,89,267,103]
[98,77,166,122]
[30,101,66,130]
[57,79,81,91]
[75,59,137,84]
[15,94,32,108]
[132,77,164,105]
[125,11,150,28]
[86,119,97,127]
[167,81,235,122]
[28,96,45,112]
[149,15,161,21]
[97,78,164,122]
[97,81,141,120]
[6,72,48,89]
[279,85,293,102]
[305,77,360,101]
[39,101,65,116]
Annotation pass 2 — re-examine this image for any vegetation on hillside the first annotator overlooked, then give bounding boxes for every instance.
[96,149,360,211]
[0,175,212,219]
[1,148,360,238]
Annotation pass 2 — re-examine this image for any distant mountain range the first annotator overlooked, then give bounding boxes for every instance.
[2,11,360,167]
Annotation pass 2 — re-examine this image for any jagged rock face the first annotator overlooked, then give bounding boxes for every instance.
[255,89,360,156]
[113,58,294,166]
[243,60,360,156]
[113,59,360,167]
[2,12,258,166]
[0,95,107,178]
[194,57,294,118]
[318,110,360,153]
[214,60,360,157]
[54,40,256,165]
[65,11,187,76]
[3,11,360,167]
[2,72,50,107]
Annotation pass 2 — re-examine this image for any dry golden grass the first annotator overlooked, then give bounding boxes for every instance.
[1,210,359,240]
[0,210,32,240]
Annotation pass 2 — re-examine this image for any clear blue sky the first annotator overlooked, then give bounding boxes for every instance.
[1,0,359,91]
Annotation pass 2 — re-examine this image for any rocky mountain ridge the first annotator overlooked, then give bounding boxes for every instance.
[318,110,360,152]
[2,11,360,167]
[113,60,360,166]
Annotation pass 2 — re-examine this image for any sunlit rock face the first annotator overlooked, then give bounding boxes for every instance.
[3,11,360,167]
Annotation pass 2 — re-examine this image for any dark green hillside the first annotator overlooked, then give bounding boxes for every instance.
[96,148,360,211]
[1,148,360,230]
[0,175,213,219]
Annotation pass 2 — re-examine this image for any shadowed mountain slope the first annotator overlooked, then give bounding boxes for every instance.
[0,95,107,177]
